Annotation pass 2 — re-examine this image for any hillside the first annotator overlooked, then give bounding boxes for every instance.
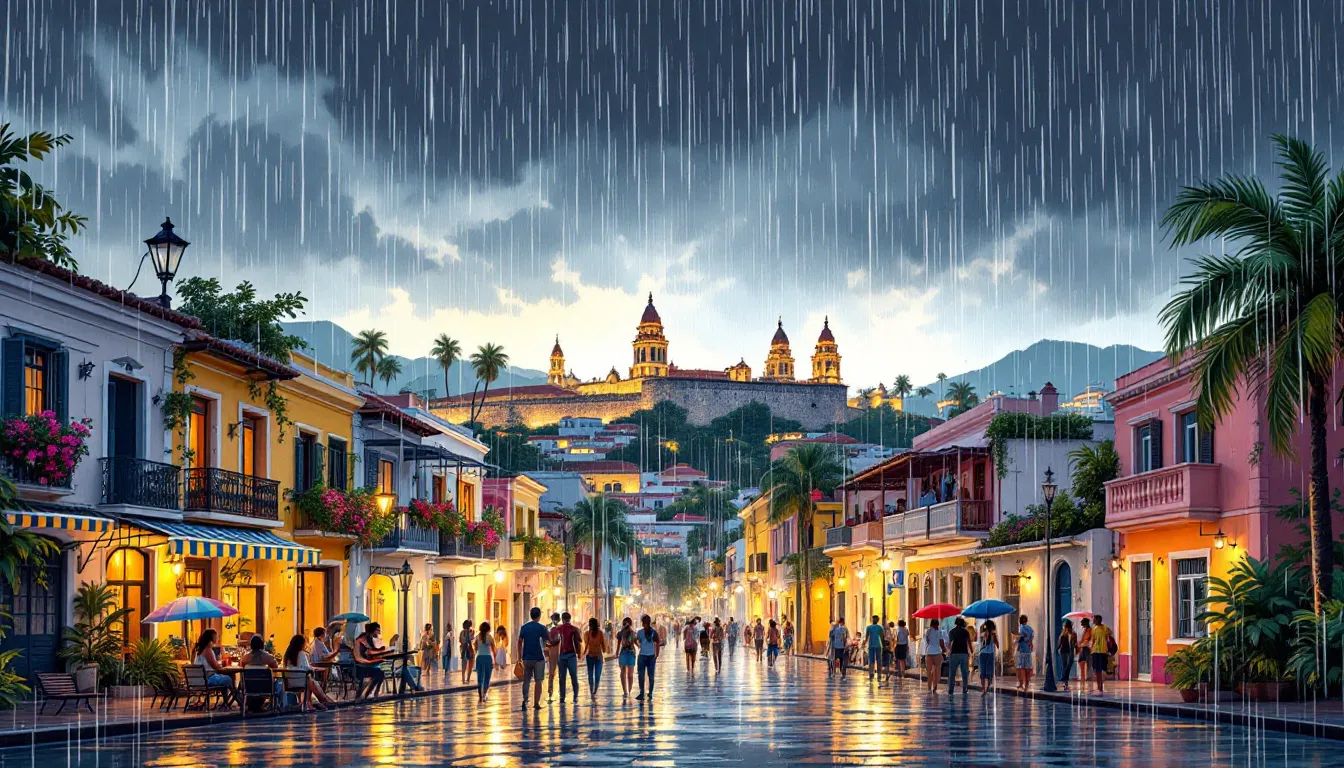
[282,320,548,397]
[895,340,1162,416]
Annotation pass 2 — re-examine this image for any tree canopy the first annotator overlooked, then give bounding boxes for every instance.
[176,278,308,359]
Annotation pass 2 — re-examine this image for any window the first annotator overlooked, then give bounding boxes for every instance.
[188,397,212,468]
[239,414,264,476]
[106,548,150,647]
[327,437,348,490]
[431,473,446,503]
[1180,412,1214,464]
[458,479,476,519]
[969,572,983,603]
[1175,557,1208,638]
[222,585,265,647]
[2,337,66,420]
[23,347,47,416]
[1003,575,1022,618]
[1136,420,1162,473]
[294,432,319,492]
[378,459,395,494]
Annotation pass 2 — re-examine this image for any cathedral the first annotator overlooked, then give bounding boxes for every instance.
[434,294,851,429]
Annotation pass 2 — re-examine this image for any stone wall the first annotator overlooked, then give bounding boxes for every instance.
[434,391,646,428]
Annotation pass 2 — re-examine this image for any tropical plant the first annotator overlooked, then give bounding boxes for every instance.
[119,637,176,689]
[0,123,87,269]
[1163,642,1230,691]
[468,343,510,425]
[430,334,462,398]
[936,372,948,403]
[289,485,396,547]
[0,412,93,486]
[175,279,308,360]
[1068,440,1120,511]
[0,477,61,593]
[376,356,403,390]
[944,381,979,416]
[0,647,29,709]
[1198,555,1302,685]
[984,412,1095,479]
[891,374,913,403]
[567,495,636,619]
[350,329,390,385]
[764,443,844,649]
[1159,135,1344,612]
[59,582,131,687]
[1287,571,1344,693]
[914,386,934,399]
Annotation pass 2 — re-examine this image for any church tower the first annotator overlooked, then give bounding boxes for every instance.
[548,336,567,386]
[762,318,796,381]
[810,317,842,384]
[630,293,670,378]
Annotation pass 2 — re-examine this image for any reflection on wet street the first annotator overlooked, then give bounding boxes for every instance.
[3,647,1340,766]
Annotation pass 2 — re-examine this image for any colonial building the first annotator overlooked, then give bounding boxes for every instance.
[810,318,841,384]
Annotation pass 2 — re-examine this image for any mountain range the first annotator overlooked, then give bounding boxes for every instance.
[282,321,548,397]
[892,339,1163,416]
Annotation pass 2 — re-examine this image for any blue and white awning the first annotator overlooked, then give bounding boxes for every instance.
[6,506,115,533]
[127,519,320,565]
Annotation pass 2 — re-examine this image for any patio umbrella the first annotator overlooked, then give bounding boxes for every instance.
[960,599,1016,619]
[1063,610,1094,620]
[912,603,962,620]
[143,596,238,623]
[331,612,371,623]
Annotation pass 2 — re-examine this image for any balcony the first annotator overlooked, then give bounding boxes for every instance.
[292,508,357,540]
[572,552,594,572]
[438,533,502,560]
[369,512,440,553]
[1,457,73,501]
[1105,462,1221,530]
[183,467,280,521]
[823,525,852,551]
[882,499,992,545]
[100,457,180,511]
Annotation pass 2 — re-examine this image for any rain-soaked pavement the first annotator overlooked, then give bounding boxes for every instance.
[3,646,1341,766]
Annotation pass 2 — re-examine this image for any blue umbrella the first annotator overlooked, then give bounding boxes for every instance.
[960,599,1016,619]
[331,611,371,623]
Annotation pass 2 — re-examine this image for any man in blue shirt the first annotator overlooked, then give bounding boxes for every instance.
[516,607,549,710]
[635,614,660,701]
[863,615,885,679]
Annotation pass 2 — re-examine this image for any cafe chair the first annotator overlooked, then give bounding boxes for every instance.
[282,670,311,712]
[181,664,231,711]
[239,668,278,717]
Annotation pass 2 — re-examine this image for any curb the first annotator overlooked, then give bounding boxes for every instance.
[0,677,521,750]
[795,653,1344,742]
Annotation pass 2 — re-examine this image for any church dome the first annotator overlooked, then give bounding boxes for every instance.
[817,317,835,343]
[771,318,790,346]
[640,293,662,325]
[551,336,564,357]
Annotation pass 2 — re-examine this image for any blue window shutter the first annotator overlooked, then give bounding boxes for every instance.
[364,449,379,489]
[0,338,22,418]
[48,348,69,422]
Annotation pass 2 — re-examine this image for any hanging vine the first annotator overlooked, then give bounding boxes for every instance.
[248,379,293,443]
[160,348,198,466]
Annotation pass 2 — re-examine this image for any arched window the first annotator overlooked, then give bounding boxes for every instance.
[612,482,623,492]
[106,548,150,646]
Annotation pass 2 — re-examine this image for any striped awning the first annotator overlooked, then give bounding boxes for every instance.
[6,507,115,533]
[127,519,320,565]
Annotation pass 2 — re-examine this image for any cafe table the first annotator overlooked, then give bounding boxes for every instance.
[374,650,420,695]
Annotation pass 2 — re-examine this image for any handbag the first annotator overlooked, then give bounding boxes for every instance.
[512,661,525,680]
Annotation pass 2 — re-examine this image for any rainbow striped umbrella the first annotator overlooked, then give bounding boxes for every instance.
[144,596,239,623]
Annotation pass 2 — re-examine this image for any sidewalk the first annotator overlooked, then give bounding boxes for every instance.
[0,668,518,749]
[800,653,1344,741]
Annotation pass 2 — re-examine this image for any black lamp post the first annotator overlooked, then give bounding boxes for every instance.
[144,217,190,308]
[397,559,414,654]
[1041,467,1059,693]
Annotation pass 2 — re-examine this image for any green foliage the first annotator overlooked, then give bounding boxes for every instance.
[1273,488,1344,566]
[468,425,545,473]
[350,329,390,385]
[891,375,913,400]
[567,496,636,559]
[0,478,61,594]
[982,491,1104,548]
[468,343,510,424]
[0,124,87,269]
[0,648,30,709]
[376,356,404,389]
[1164,642,1233,690]
[176,278,308,360]
[835,403,932,450]
[645,554,692,604]
[430,334,462,397]
[984,412,1095,479]
[160,349,198,466]
[59,582,131,687]
[764,444,844,647]
[247,379,292,443]
[783,550,832,583]
[120,638,176,688]
[1068,440,1120,511]
[1197,555,1303,685]
[945,381,980,416]
[512,534,565,566]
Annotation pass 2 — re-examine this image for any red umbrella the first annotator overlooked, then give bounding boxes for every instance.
[912,603,962,620]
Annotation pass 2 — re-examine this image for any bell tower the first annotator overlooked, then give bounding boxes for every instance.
[630,293,670,378]
[548,336,567,386]
[762,318,795,381]
[810,317,842,384]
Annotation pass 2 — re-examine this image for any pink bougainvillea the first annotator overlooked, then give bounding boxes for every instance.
[406,498,464,535]
[0,412,92,486]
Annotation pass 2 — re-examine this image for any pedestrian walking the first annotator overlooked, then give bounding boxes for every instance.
[636,615,660,701]
[672,619,682,650]
[550,612,582,704]
[1089,614,1114,695]
[726,617,740,654]
[616,617,638,699]
[753,618,765,661]
[829,618,850,678]
[1014,615,1035,691]
[894,619,910,679]
[419,624,439,674]
[698,622,711,659]
[1077,617,1093,688]
[710,618,725,672]
[546,612,561,699]
[766,619,782,667]
[1057,619,1077,692]
[977,620,999,695]
[921,619,947,693]
[475,622,495,704]
[683,618,700,673]
[864,616,885,679]
[881,622,896,677]
[583,618,607,705]
[946,617,972,695]
[459,619,476,685]
[494,625,509,670]
[516,607,549,711]
[782,619,795,654]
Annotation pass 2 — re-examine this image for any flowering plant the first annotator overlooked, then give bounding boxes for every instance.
[0,411,92,487]
[290,485,396,547]
[406,498,465,535]
[464,519,501,548]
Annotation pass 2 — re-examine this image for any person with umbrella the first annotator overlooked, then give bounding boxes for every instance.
[920,619,948,693]
[977,620,1000,695]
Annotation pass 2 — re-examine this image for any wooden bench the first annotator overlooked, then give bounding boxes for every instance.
[36,673,95,715]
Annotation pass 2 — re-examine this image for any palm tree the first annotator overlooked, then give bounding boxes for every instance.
[429,334,462,398]
[1159,135,1344,611]
[468,343,509,425]
[892,375,913,409]
[350,329,389,385]
[945,381,979,416]
[568,495,635,619]
[376,356,403,390]
[764,444,844,650]
[936,372,948,399]
[914,386,934,399]
[0,477,59,593]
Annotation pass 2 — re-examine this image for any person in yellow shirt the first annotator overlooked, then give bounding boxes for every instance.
[1089,614,1113,695]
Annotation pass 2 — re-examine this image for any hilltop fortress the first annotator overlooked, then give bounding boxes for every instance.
[429,295,851,429]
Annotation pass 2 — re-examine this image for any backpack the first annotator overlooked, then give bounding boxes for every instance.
[1106,631,1118,655]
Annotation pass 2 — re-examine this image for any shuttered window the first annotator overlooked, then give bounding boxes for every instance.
[1,336,67,421]
[327,437,347,490]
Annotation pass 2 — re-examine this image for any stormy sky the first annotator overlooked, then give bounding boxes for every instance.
[3,0,1339,389]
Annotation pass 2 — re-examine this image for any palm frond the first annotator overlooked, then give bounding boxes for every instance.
[1273,134,1328,235]
[1161,176,1298,256]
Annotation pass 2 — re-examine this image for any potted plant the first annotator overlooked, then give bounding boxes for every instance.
[1199,555,1299,702]
[113,638,176,698]
[59,582,130,692]
[0,412,92,488]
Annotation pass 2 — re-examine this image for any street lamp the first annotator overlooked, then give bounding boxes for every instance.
[494,565,506,583]
[374,492,398,517]
[144,217,190,309]
[1041,467,1059,693]
[397,559,414,654]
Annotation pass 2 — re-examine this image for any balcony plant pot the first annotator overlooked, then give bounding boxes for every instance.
[73,664,98,693]
[1235,681,1295,702]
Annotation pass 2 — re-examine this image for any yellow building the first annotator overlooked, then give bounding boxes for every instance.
[762,320,796,381]
[809,318,841,384]
[736,493,837,652]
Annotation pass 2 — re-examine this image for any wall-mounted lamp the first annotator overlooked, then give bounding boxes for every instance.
[1199,522,1234,550]
[77,360,95,380]
[1109,555,1125,572]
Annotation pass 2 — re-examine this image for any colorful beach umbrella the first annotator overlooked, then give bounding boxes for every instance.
[912,602,962,620]
[960,599,1017,619]
[144,596,238,623]
[1063,610,1094,620]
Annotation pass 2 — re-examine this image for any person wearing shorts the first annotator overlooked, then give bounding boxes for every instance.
[515,608,549,710]
[766,619,782,667]
[894,620,910,678]
[782,620,794,654]
[828,618,850,678]
[616,617,638,699]
[1089,615,1113,695]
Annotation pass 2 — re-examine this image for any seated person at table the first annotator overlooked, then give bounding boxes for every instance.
[240,633,285,703]
[366,623,425,693]
[310,626,342,663]
[193,629,238,701]
[283,634,337,710]
[353,623,387,700]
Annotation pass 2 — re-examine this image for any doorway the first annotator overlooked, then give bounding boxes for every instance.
[298,568,333,634]
[0,545,62,681]
[1054,562,1073,635]
[1133,560,1153,677]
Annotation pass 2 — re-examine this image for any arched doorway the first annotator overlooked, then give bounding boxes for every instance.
[365,573,400,644]
[1054,561,1073,637]
[106,548,151,646]
[0,541,63,681]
